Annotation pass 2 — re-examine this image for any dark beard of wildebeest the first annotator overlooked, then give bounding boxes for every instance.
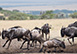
[41,23,51,40]
[2,27,31,49]
[39,38,66,53]
[61,27,77,45]
[68,21,77,27]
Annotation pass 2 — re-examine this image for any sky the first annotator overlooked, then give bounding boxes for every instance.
[0,0,77,11]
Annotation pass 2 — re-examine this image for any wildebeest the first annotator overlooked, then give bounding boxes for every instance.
[68,21,77,27]
[30,27,45,47]
[41,23,51,40]
[39,38,65,53]
[61,26,77,45]
[2,27,30,49]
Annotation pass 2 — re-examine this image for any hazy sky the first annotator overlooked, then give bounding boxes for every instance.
[0,0,77,4]
[0,0,77,11]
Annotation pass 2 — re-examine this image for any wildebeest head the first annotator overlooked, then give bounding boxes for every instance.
[2,29,8,39]
[41,23,52,33]
[44,23,51,29]
[61,27,66,37]
[60,41,66,49]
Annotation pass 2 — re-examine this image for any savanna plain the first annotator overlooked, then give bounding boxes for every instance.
[0,19,77,54]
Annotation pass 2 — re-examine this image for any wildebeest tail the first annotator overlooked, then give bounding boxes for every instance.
[30,32,32,39]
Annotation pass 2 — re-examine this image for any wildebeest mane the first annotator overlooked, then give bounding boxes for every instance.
[68,21,77,27]
[9,26,22,29]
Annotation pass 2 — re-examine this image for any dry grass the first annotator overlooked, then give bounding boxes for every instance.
[0,19,77,44]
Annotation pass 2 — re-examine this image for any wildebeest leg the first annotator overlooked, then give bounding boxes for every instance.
[42,32,44,38]
[67,35,74,45]
[43,47,47,53]
[45,34,47,40]
[39,46,44,52]
[58,47,62,52]
[31,40,34,47]
[72,37,74,45]
[2,39,9,47]
[17,38,20,41]
[20,40,26,49]
[54,47,57,52]
[35,40,37,48]
[38,41,41,48]
[48,33,50,40]
[7,40,12,49]
[27,41,30,50]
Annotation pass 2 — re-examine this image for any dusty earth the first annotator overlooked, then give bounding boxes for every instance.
[0,19,77,54]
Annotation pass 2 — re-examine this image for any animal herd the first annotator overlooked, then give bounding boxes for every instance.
[0,21,77,53]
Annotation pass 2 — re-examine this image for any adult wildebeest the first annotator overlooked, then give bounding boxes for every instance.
[2,27,30,49]
[68,21,77,27]
[39,38,65,53]
[41,23,51,40]
[61,26,77,45]
[2,26,22,41]
[30,27,45,47]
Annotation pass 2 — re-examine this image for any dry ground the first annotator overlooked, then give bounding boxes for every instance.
[0,19,77,54]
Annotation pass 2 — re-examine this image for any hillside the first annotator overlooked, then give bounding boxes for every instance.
[0,10,40,20]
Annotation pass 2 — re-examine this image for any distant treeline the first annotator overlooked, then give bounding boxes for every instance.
[0,7,77,20]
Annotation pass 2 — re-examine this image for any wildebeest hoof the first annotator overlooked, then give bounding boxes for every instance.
[20,47,22,49]
[27,48,30,50]
[47,51,51,53]
[52,50,56,52]
[60,50,64,52]
[2,45,5,47]
[71,44,76,46]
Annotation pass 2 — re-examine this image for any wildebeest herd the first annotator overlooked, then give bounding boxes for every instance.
[0,21,77,53]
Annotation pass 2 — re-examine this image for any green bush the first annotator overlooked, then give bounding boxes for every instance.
[40,10,55,19]
[70,12,77,18]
